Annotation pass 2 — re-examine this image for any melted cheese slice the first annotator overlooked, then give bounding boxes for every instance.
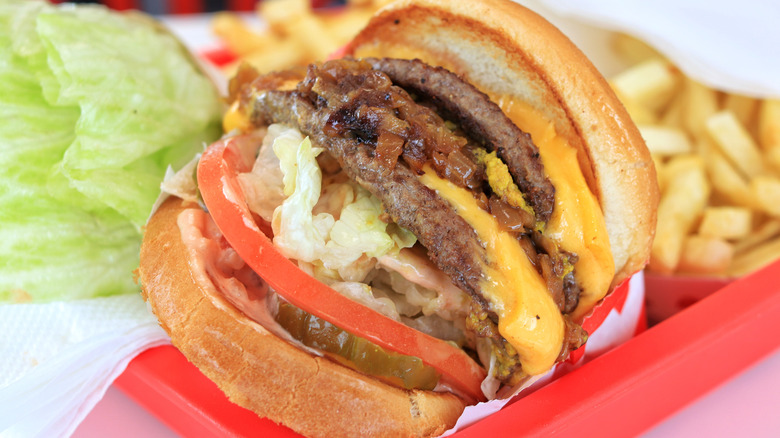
[223,100,251,133]
[420,169,564,375]
[497,98,614,321]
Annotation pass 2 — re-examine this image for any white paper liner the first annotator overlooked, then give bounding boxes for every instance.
[0,295,169,438]
[523,0,780,98]
[442,272,645,435]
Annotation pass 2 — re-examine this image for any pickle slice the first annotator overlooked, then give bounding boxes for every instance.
[276,302,440,390]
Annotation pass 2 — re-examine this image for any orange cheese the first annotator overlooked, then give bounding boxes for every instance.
[223,100,251,133]
[497,97,614,321]
[420,169,564,375]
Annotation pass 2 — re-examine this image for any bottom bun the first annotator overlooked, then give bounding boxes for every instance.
[139,197,467,438]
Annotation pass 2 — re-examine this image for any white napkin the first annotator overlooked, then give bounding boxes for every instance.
[0,294,169,438]
[527,0,780,98]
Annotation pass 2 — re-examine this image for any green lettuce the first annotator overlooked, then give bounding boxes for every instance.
[270,126,416,280]
[0,1,223,302]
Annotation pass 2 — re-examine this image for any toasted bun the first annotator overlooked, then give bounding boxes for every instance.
[139,197,466,438]
[346,0,658,287]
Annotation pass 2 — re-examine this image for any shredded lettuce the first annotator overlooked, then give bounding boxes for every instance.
[0,2,223,302]
[269,126,416,281]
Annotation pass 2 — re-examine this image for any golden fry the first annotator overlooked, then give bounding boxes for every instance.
[723,93,759,130]
[660,89,685,129]
[734,219,780,255]
[727,236,780,276]
[697,206,752,240]
[211,12,275,56]
[706,110,764,178]
[284,13,340,61]
[758,99,780,149]
[681,78,719,138]
[259,0,311,36]
[759,99,780,172]
[612,33,663,66]
[677,235,734,275]
[649,156,710,274]
[638,125,692,156]
[750,176,780,217]
[221,40,303,76]
[703,150,754,208]
[611,59,680,113]
[320,7,378,42]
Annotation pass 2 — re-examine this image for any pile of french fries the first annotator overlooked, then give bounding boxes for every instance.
[211,0,392,76]
[610,35,780,277]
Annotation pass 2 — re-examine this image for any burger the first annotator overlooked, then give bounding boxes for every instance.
[138,0,658,436]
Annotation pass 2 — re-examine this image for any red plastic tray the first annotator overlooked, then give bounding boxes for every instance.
[115,259,780,437]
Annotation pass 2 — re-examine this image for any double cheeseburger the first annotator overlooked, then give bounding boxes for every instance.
[139,0,658,436]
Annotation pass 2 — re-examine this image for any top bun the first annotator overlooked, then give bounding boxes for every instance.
[346,0,658,288]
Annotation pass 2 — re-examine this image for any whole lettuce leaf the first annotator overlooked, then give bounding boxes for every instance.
[0,1,223,302]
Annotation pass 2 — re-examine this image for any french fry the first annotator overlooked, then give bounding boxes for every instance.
[697,206,752,240]
[734,219,780,255]
[767,147,780,175]
[660,89,685,129]
[320,7,378,42]
[649,156,710,274]
[693,135,716,166]
[284,12,340,61]
[681,78,719,138]
[758,99,780,148]
[610,59,680,113]
[638,125,692,156]
[703,150,754,208]
[727,236,780,277]
[610,87,658,124]
[750,176,780,217]
[723,93,759,129]
[661,153,698,185]
[259,0,311,36]
[676,235,734,275]
[706,110,764,178]
[759,99,780,172]
[612,33,662,66]
[221,40,303,76]
[211,12,275,56]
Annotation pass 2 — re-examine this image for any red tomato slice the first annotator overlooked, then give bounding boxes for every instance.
[197,135,487,402]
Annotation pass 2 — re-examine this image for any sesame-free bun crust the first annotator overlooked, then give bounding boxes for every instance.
[139,197,466,438]
[346,0,658,288]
